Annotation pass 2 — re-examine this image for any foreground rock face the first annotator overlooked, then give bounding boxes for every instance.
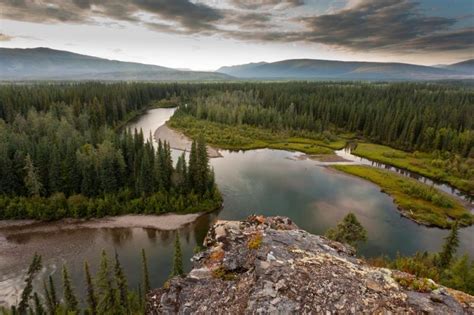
[147,216,474,314]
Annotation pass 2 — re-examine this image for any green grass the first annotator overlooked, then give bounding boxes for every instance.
[332,165,473,229]
[169,114,345,155]
[352,143,474,194]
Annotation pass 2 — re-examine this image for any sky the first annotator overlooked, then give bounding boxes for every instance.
[0,0,473,71]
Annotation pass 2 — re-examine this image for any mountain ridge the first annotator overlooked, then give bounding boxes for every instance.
[0,47,231,81]
[217,58,473,80]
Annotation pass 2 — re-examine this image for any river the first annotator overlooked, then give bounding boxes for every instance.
[1,108,473,307]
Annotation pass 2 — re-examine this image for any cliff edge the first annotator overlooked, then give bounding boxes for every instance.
[146,216,474,314]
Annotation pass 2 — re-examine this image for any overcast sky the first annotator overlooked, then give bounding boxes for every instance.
[1,0,473,70]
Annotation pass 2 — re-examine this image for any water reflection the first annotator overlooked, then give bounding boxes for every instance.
[0,213,217,307]
[212,148,474,259]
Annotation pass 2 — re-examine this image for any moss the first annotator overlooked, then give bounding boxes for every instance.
[332,165,473,228]
[212,266,238,281]
[395,276,438,293]
[248,232,263,250]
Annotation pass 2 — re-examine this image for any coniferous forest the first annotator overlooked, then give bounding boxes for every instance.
[0,83,220,220]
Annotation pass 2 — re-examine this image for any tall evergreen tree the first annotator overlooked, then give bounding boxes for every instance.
[96,250,116,313]
[84,261,98,315]
[23,154,43,197]
[325,213,368,248]
[438,221,460,269]
[18,253,42,315]
[141,249,151,294]
[62,265,78,313]
[114,251,129,311]
[171,233,184,277]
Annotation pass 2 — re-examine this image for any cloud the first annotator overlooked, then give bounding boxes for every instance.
[221,0,474,53]
[0,0,223,32]
[0,33,13,41]
[229,0,304,10]
[1,0,472,54]
[299,0,458,50]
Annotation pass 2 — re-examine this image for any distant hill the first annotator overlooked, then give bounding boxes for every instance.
[444,59,474,74]
[217,59,472,80]
[0,47,232,81]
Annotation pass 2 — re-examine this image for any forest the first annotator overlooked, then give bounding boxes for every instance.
[0,83,220,220]
[0,82,472,220]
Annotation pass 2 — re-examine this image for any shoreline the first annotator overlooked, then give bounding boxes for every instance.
[154,123,222,158]
[0,213,204,233]
[330,165,473,229]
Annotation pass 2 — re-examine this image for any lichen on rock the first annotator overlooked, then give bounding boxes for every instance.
[146,215,474,314]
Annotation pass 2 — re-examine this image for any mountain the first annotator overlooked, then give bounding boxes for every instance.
[444,59,474,74]
[217,59,472,80]
[0,47,232,81]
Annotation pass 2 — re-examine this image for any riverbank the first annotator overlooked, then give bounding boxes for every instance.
[167,114,345,155]
[0,213,204,233]
[351,143,473,195]
[154,124,222,158]
[332,165,473,229]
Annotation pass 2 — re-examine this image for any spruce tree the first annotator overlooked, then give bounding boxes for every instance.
[141,249,151,293]
[62,265,78,313]
[438,221,460,269]
[84,261,98,315]
[33,292,44,315]
[188,140,198,192]
[18,253,42,314]
[96,250,116,313]
[196,135,209,195]
[43,280,53,314]
[171,233,184,277]
[114,251,129,311]
[43,276,58,315]
[325,213,368,248]
[23,154,43,197]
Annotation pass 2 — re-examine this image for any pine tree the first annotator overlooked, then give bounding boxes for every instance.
[23,154,43,197]
[62,265,78,313]
[84,261,98,315]
[196,135,209,195]
[33,292,44,315]
[96,250,116,313]
[141,249,151,294]
[114,251,129,311]
[325,213,368,248]
[18,253,42,314]
[43,280,53,314]
[171,233,184,277]
[43,275,58,315]
[438,221,460,269]
[188,140,198,192]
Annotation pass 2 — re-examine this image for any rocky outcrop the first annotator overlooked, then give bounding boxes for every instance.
[146,216,474,314]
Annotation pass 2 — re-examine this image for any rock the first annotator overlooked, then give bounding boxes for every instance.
[146,216,474,314]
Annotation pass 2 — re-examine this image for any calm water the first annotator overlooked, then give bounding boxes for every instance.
[1,108,473,307]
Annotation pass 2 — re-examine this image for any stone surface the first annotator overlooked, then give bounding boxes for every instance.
[146,215,474,314]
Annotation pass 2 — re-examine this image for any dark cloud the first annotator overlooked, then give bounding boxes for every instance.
[1,0,472,53]
[229,0,304,10]
[300,0,457,50]
[222,0,473,53]
[222,12,273,30]
[0,0,222,32]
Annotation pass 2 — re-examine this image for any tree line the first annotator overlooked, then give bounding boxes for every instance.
[176,83,473,157]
